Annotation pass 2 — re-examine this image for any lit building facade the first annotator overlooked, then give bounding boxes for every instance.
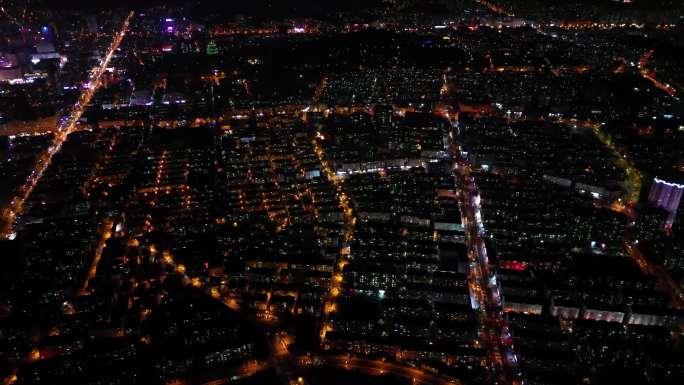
[648,178,684,224]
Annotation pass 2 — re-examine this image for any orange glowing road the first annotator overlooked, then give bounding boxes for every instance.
[199,361,270,385]
[2,370,17,385]
[312,76,327,105]
[475,0,515,17]
[79,219,114,296]
[312,134,357,341]
[626,242,684,309]
[0,11,134,239]
[311,355,461,385]
[638,50,677,98]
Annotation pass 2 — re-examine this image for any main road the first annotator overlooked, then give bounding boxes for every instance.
[638,50,678,98]
[0,11,134,239]
[298,354,461,385]
[449,144,521,385]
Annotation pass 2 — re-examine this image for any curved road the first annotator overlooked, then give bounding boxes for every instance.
[303,355,461,385]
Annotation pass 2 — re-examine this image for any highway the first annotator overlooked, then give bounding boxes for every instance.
[0,11,134,239]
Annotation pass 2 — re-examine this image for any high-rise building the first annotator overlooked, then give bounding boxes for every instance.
[648,177,684,224]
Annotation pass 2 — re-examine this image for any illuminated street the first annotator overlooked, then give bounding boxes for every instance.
[451,150,520,385]
[1,11,134,238]
[638,49,678,98]
[309,354,462,385]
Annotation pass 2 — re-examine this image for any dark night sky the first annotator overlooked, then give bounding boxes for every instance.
[50,0,680,12]
[58,0,378,11]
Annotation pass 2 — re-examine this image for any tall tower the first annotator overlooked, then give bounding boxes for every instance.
[648,177,684,224]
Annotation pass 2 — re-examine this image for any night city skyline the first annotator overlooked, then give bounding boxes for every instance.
[1,1,683,385]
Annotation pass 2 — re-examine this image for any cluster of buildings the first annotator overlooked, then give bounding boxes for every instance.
[448,26,680,122]
[213,115,344,321]
[0,133,53,207]
[323,168,488,380]
[456,117,684,384]
[460,118,626,202]
[1,1,684,385]
[319,68,443,109]
[0,125,270,384]
[0,9,136,136]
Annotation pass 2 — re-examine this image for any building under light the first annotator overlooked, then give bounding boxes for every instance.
[648,177,684,224]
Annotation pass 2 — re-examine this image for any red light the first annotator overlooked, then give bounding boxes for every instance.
[501,261,528,271]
